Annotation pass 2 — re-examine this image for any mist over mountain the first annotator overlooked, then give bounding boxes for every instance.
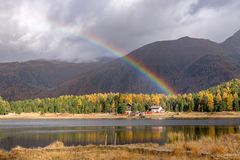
[0,29,240,100]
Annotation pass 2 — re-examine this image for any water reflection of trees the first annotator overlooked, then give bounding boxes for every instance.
[0,125,239,150]
[165,126,240,142]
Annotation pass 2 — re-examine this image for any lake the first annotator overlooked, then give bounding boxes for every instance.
[0,119,240,150]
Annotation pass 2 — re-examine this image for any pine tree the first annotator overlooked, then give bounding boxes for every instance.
[233,93,239,111]
[0,97,10,115]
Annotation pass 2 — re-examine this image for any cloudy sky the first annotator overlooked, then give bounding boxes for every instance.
[0,0,240,62]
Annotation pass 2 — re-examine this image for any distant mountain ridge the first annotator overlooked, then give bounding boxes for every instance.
[222,30,240,54]
[0,29,240,100]
[0,58,113,100]
[48,30,240,97]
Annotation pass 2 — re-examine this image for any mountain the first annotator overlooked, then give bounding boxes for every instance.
[1,29,240,100]
[0,58,113,100]
[49,30,240,96]
[178,54,240,92]
[222,30,240,54]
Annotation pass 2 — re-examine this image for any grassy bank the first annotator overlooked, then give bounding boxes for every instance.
[0,112,240,120]
[0,134,239,160]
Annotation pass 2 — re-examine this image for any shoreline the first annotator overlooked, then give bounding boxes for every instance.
[0,112,240,120]
[1,134,240,160]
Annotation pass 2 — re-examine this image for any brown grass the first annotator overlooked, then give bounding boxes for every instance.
[45,141,65,149]
[166,134,240,159]
[0,134,239,160]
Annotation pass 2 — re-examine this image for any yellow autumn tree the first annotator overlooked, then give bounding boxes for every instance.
[120,94,133,105]
[76,98,82,110]
[226,93,233,111]
[111,100,116,113]
[222,91,228,100]
[215,92,222,104]
[143,94,151,105]
[207,92,214,112]
[151,94,160,105]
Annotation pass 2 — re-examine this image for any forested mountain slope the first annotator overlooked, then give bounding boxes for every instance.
[1,30,240,100]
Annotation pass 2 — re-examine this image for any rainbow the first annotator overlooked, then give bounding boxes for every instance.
[50,22,176,95]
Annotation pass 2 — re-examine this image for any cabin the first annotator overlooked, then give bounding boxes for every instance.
[125,104,132,115]
[149,106,165,113]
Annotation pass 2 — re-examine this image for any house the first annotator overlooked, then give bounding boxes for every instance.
[125,104,132,115]
[149,106,165,113]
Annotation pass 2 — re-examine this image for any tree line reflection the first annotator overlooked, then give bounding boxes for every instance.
[0,125,239,150]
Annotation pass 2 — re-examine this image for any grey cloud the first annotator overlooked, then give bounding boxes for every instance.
[190,0,234,14]
[47,0,108,27]
[0,0,239,62]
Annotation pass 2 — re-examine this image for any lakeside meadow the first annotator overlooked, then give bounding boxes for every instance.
[0,134,239,160]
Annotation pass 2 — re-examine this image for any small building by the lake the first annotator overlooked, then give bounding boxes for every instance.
[125,104,132,115]
[149,106,165,113]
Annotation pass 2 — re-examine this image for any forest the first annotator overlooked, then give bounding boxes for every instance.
[0,79,239,115]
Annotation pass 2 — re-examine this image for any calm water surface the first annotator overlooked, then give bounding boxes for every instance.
[0,119,240,150]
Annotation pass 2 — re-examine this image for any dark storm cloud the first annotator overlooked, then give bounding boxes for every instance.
[0,0,239,62]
